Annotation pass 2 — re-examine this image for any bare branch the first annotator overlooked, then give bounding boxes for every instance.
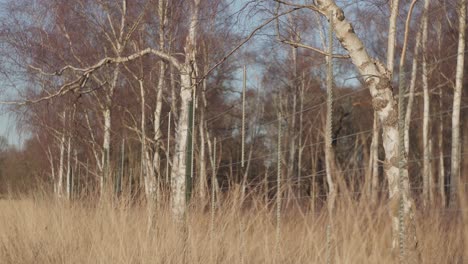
[274,1,349,58]
[274,0,321,13]
[279,39,350,59]
[199,7,303,84]
[5,48,180,106]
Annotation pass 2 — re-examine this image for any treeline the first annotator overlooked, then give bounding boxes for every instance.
[0,0,466,213]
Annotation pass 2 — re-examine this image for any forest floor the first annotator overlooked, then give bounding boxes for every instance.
[0,193,466,263]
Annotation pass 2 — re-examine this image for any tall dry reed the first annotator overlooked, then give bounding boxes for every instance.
[0,191,466,263]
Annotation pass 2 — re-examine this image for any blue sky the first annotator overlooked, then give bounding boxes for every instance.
[0,110,23,147]
[0,0,23,147]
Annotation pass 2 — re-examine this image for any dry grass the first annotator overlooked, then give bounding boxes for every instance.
[0,192,466,264]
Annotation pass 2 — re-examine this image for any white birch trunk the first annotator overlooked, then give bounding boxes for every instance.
[46,147,57,195]
[149,62,165,199]
[450,0,466,207]
[101,107,111,194]
[436,20,446,205]
[287,45,298,199]
[150,0,169,202]
[57,130,65,198]
[404,30,422,154]
[438,93,446,205]
[170,0,200,221]
[297,75,304,197]
[66,136,72,200]
[199,111,207,201]
[386,0,399,74]
[170,71,192,220]
[138,78,153,198]
[368,0,399,205]
[370,112,379,204]
[57,110,67,198]
[421,0,431,206]
[198,75,209,201]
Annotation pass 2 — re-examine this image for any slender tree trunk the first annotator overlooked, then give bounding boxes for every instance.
[309,131,320,213]
[438,90,446,205]
[386,0,399,74]
[421,0,432,206]
[138,78,155,199]
[47,147,57,195]
[57,133,65,198]
[287,46,298,200]
[368,0,399,205]
[74,149,79,198]
[297,74,304,197]
[149,62,165,199]
[435,19,446,206]
[199,108,207,201]
[151,0,169,202]
[100,0,128,194]
[170,71,191,220]
[66,136,72,200]
[57,111,66,198]
[101,106,111,194]
[139,79,147,195]
[450,0,466,207]
[240,146,254,202]
[325,11,336,213]
[206,124,216,202]
[198,74,209,201]
[405,29,422,154]
[170,0,201,221]
[101,64,120,194]
[370,112,379,204]
[170,63,178,121]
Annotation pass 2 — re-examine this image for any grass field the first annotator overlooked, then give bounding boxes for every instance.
[0,192,466,263]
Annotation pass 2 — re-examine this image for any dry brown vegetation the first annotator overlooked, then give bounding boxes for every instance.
[0,192,467,264]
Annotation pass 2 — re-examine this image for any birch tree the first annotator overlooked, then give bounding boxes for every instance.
[168,0,201,220]
[421,0,432,206]
[450,0,466,207]
[435,16,446,205]
[57,110,67,198]
[151,0,169,202]
[275,0,419,258]
[370,0,400,205]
